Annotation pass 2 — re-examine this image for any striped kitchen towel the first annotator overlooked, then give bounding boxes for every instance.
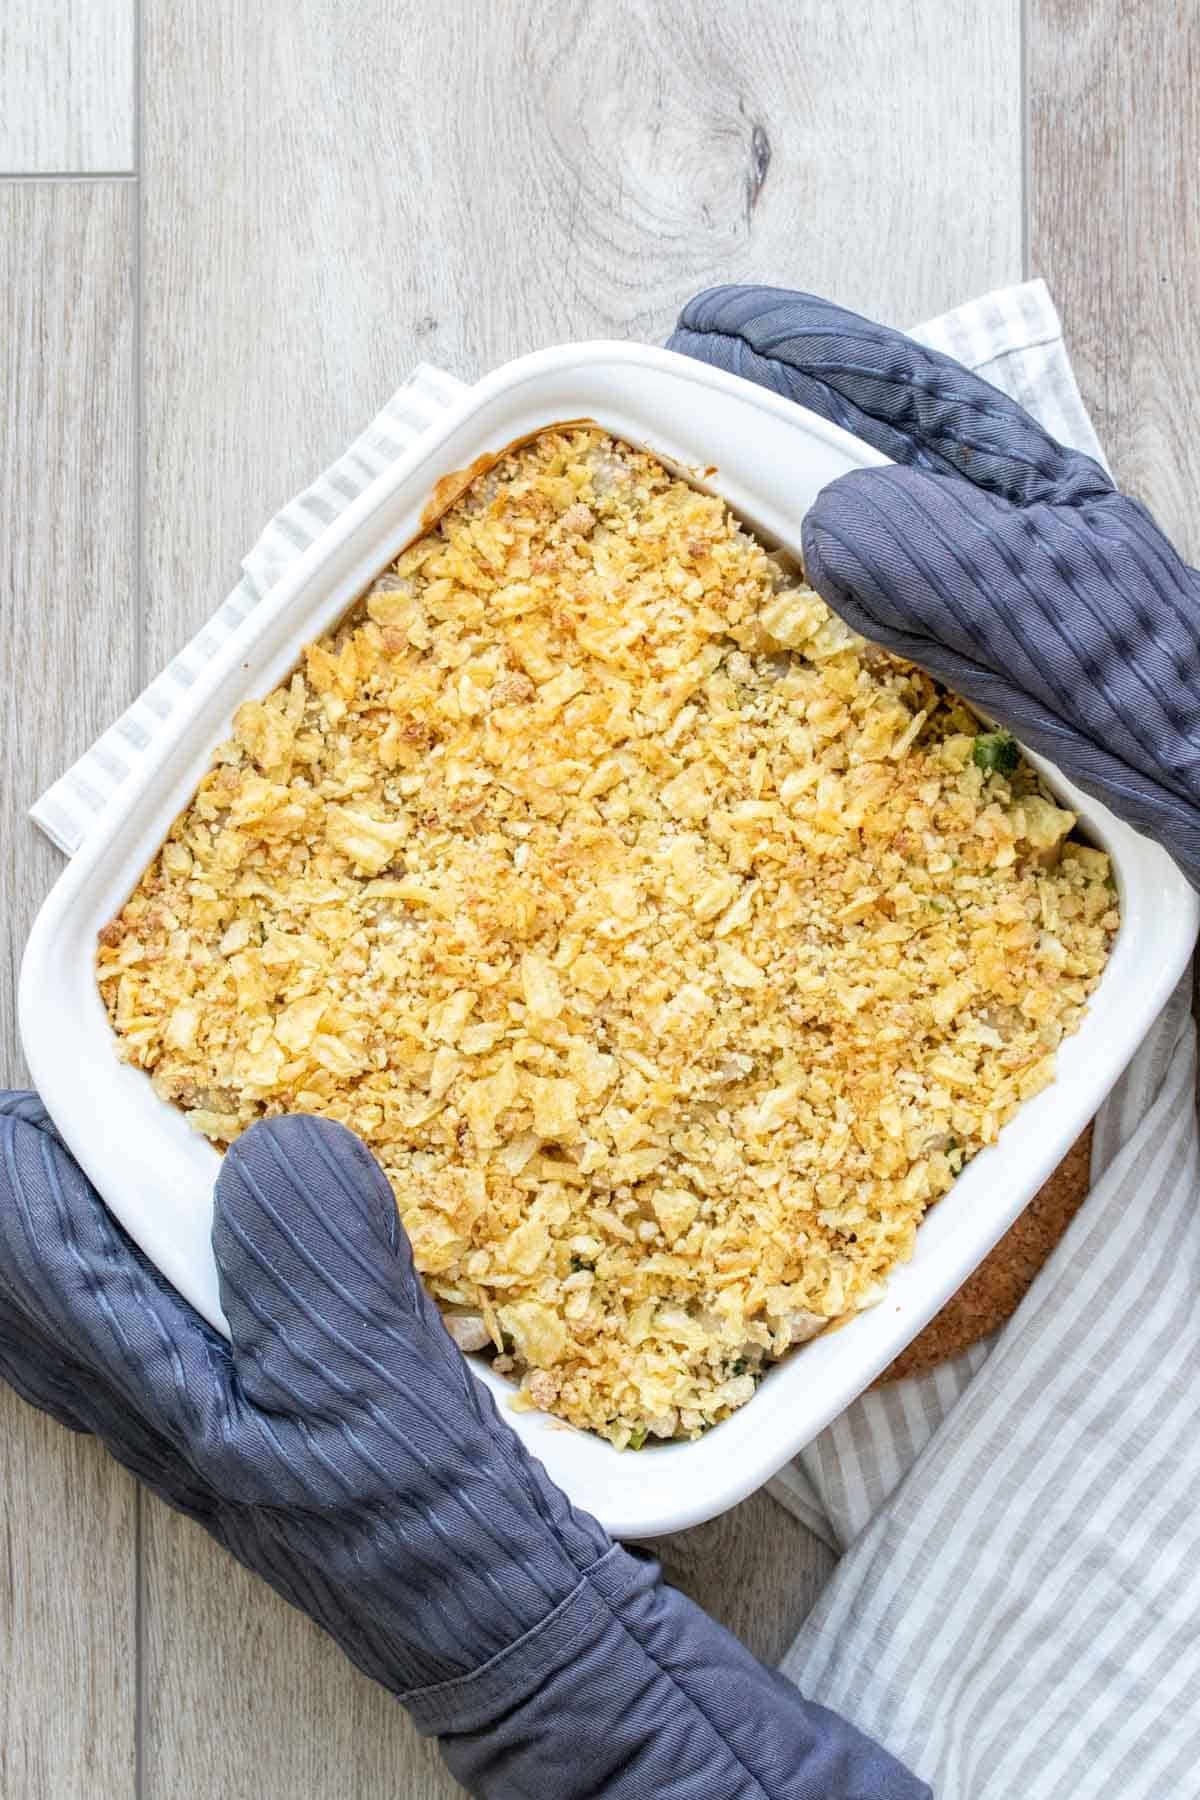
[31,279,1196,1798]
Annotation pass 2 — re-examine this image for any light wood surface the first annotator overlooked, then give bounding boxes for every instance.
[141,1511,454,1800]
[1029,0,1200,561]
[7,0,1194,1794]
[0,2,135,174]
[0,182,139,1800]
[139,0,1021,665]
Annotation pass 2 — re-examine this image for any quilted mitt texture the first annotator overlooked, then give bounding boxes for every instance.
[0,1095,928,1799]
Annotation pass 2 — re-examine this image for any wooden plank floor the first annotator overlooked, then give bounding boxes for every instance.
[1029,0,1200,565]
[0,182,140,1800]
[0,2,135,173]
[1,1,1194,1793]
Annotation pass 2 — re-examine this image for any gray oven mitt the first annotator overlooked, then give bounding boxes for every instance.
[0,1095,928,1800]
[669,285,1200,886]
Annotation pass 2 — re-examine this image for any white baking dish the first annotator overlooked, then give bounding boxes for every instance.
[20,342,1199,1538]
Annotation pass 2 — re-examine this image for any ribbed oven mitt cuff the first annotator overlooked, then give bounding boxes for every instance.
[669,285,1200,886]
[0,1095,928,1799]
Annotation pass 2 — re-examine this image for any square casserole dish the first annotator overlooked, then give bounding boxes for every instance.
[21,343,1199,1538]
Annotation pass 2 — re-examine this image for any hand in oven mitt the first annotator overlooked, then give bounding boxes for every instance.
[0,1095,928,1800]
[669,286,1200,886]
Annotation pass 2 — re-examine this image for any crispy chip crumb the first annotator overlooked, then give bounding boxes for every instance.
[97,428,1118,1447]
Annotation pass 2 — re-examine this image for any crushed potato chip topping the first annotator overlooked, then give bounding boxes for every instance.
[97,429,1118,1448]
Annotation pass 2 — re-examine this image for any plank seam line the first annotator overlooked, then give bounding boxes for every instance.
[133,0,147,1791]
[0,172,138,183]
[1020,0,1030,280]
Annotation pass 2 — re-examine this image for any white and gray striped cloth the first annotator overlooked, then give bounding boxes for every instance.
[33,283,1200,1799]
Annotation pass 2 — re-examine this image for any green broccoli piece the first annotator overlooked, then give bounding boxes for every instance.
[972,731,1020,777]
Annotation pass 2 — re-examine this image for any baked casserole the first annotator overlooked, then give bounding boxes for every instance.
[97,427,1118,1447]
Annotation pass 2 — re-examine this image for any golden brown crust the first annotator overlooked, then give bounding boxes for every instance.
[96,428,1117,1447]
